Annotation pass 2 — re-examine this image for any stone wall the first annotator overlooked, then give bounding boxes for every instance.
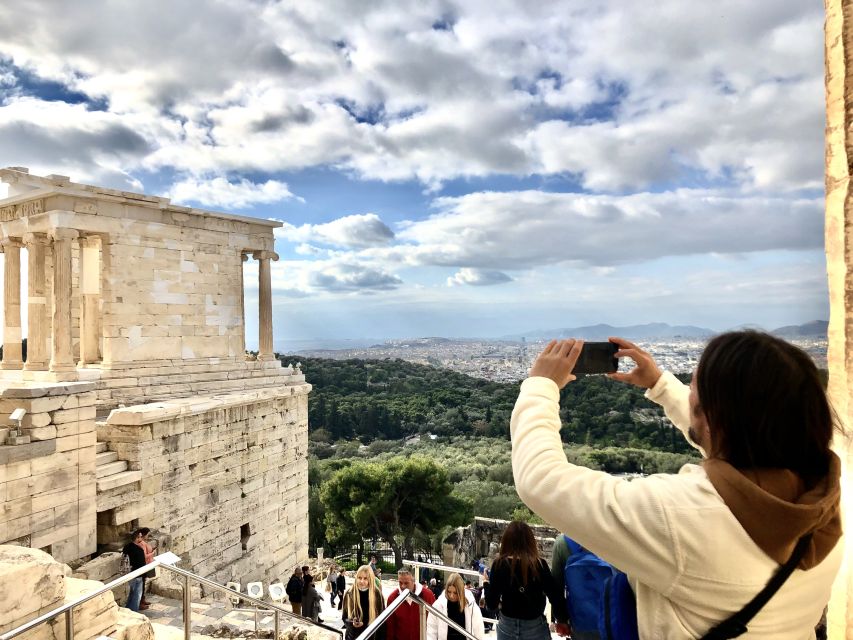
[0,382,98,562]
[96,383,310,586]
[825,2,853,637]
[442,517,559,569]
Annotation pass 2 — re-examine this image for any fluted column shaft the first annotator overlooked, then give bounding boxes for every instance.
[1,238,23,369]
[50,228,78,373]
[253,250,278,361]
[23,233,49,370]
[79,235,101,364]
[241,252,249,356]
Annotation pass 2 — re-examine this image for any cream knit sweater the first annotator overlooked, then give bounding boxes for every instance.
[510,372,842,639]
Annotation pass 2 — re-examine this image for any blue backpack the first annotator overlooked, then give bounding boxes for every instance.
[563,536,639,640]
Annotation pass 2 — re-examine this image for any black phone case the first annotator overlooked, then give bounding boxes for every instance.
[573,341,618,374]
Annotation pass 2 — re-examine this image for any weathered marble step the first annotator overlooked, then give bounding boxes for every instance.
[96,460,128,478]
[96,470,142,492]
[96,450,119,466]
[96,441,108,454]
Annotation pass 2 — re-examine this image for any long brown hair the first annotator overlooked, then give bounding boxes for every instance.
[495,521,541,585]
[695,331,835,486]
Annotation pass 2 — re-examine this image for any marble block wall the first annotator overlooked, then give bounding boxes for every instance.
[0,382,98,562]
[97,383,310,586]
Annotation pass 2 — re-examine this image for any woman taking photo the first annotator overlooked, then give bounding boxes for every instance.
[484,521,570,640]
[342,564,386,640]
[427,572,485,640]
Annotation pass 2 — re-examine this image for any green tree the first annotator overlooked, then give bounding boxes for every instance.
[320,456,472,568]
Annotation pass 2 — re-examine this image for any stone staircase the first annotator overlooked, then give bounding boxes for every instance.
[96,441,147,529]
[96,441,143,492]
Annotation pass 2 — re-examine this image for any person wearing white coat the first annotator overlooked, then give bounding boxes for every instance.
[427,573,485,640]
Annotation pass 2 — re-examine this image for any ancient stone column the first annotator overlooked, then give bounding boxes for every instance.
[78,235,101,364]
[253,250,278,361]
[241,251,249,357]
[22,233,49,370]
[824,1,853,637]
[1,238,23,369]
[49,228,78,374]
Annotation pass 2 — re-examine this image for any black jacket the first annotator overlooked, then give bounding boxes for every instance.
[286,575,304,603]
[122,542,146,571]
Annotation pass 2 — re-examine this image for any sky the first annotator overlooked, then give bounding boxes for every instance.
[0,1,829,345]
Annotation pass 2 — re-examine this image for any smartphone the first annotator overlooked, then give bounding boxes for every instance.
[573,341,618,375]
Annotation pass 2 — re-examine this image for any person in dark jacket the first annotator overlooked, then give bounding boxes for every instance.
[342,564,386,640]
[122,530,147,612]
[483,521,570,640]
[336,570,347,610]
[303,574,324,623]
[286,567,304,615]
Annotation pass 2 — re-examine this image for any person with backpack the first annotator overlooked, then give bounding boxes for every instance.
[550,534,601,640]
[512,334,843,639]
[121,529,147,612]
[482,521,571,640]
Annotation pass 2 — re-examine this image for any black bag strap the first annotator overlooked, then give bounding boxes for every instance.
[700,533,813,640]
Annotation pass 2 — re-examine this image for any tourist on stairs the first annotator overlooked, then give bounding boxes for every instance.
[483,521,570,640]
[427,572,485,640]
[342,564,386,640]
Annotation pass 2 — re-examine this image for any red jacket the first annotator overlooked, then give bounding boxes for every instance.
[386,583,436,640]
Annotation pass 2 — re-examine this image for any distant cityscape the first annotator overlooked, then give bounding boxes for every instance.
[284,322,829,382]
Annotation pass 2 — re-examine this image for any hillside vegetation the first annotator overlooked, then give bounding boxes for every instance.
[294,355,695,453]
[284,355,702,557]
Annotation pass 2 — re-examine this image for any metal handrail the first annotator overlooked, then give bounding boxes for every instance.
[161,562,343,636]
[412,592,480,640]
[404,559,484,581]
[351,589,479,640]
[348,588,410,640]
[0,555,341,640]
[403,559,499,625]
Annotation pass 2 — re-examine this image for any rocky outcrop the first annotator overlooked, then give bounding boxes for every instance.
[0,544,153,640]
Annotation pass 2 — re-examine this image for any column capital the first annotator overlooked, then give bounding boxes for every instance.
[241,252,250,262]
[22,232,50,247]
[252,250,279,261]
[0,237,23,249]
[78,234,101,248]
[49,228,79,242]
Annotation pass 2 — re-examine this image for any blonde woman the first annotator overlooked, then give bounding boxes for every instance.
[342,564,386,640]
[427,573,484,640]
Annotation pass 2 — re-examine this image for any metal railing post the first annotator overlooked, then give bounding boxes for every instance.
[419,600,427,640]
[183,574,191,640]
[65,608,74,640]
[274,611,280,640]
[254,609,260,634]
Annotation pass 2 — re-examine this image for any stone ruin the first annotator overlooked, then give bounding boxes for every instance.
[0,168,310,603]
[441,517,559,569]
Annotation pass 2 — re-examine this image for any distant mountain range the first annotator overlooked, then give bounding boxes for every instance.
[278,321,829,353]
[503,320,828,342]
[770,320,828,339]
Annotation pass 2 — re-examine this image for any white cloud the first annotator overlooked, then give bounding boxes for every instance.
[166,175,300,209]
[0,0,824,192]
[393,189,822,269]
[275,213,395,248]
[447,268,513,287]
